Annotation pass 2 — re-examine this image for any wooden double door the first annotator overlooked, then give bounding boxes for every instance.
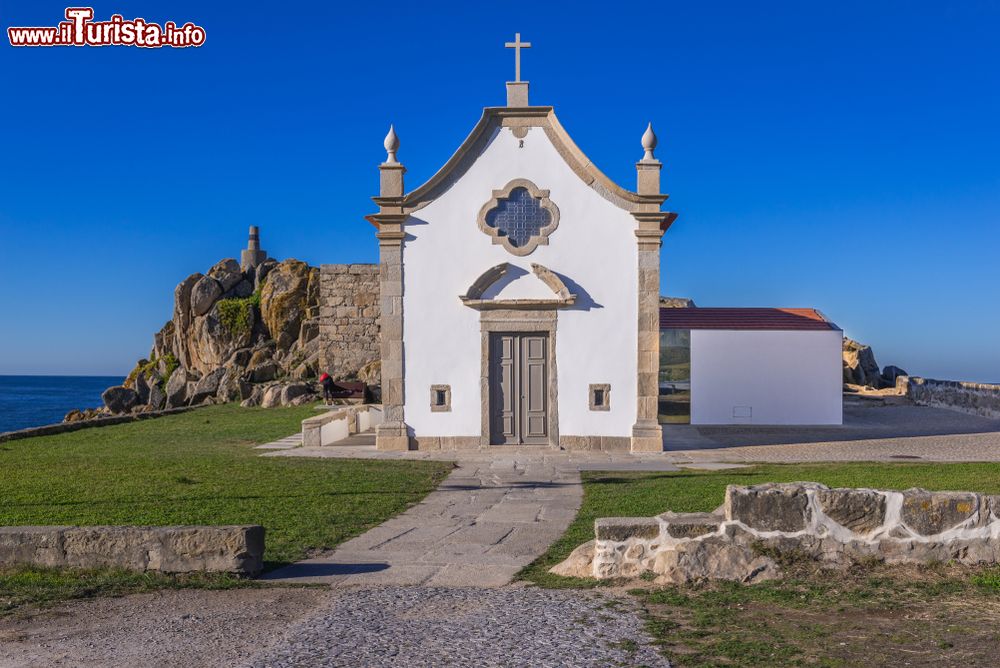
[489,333,549,445]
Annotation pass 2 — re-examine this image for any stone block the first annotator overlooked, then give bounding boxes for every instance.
[900,489,980,536]
[817,488,887,535]
[659,511,722,539]
[0,525,263,575]
[0,526,68,567]
[726,483,814,532]
[595,517,660,541]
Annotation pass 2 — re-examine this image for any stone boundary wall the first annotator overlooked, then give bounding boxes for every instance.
[318,264,380,379]
[900,376,1000,419]
[0,407,193,444]
[553,482,1000,584]
[0,525,264,575]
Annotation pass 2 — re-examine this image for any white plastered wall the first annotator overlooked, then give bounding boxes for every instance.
[689,329,843,425]
[402,126,638,438]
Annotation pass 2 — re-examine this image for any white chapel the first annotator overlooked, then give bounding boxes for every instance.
[366,35,842,453]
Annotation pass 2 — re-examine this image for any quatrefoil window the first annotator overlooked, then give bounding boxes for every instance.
[477,179,560,256]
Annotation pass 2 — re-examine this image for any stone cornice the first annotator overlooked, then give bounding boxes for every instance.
[386,106,673,216]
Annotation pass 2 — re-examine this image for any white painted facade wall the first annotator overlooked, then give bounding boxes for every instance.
[689,329,843,425]
[402,126,638,438]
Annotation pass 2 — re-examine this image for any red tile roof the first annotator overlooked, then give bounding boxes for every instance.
[659,308,840,331]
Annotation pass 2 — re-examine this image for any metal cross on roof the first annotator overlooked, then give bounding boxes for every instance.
[504,32,531,82]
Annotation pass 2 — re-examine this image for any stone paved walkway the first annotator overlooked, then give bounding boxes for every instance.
[264,450,677,587]
[244,586,668,668]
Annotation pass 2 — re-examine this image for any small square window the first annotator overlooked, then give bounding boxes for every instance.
[430,385,451,412]
[589,384,611,411]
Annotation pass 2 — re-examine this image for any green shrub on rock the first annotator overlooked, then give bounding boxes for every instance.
[217,289,261,337]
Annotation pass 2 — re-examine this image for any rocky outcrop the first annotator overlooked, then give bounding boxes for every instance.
[78,254,346,418]
[101,386,139,414]
[556,482,1000,584]
[659,296,696,308]
[842,338,882,387]
[842,337,908,390]
[261,260,317,350]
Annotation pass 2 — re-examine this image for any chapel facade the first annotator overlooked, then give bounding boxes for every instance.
[367,36,677,452]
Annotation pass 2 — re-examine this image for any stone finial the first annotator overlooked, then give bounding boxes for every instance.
[641,122,658,162]
[383,125,400,164]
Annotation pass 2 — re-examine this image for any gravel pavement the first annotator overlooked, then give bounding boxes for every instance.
[0,587,326,668]
[244,585,668,668]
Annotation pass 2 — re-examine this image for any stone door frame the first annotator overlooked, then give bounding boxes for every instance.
[480,310,559,448]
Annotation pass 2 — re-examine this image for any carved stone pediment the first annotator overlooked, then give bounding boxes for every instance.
[459,262,576,310]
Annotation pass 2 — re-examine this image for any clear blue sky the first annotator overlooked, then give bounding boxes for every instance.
[1,1,998,381]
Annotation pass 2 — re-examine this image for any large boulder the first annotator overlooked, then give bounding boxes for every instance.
[190,276,223,318]
[254,259,278,292]
[228,278,254,299]
[260,384,284,408]
[172,273,202,367]
[357,359,381,386]
[248,360,280,383]
[881,365,908,386]
[207,258,243,293]
[152,320,175,361]
[281,382,314,406]
[181,302,255,376]
[134,372,151,405]
[217,366,251,403]
[148,383,166,410]
[165,369,190,408]
[259,260,317,352]
[102,386,139,414]
[843,338,882,387]
[189,367,226,406]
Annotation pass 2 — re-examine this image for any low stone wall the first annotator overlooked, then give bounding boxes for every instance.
[0,407,193,444]
[302,404,384,446]
[552,482,1000,584]
[900,376,1000,419]
[318,264,380,379]
[0,525,264,576]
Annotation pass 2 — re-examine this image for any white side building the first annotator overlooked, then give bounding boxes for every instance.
[659,308,844,426]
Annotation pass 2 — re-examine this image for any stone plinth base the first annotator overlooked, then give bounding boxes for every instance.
[375,423,410,451]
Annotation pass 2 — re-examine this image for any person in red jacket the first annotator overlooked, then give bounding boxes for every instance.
[319,372,335,405]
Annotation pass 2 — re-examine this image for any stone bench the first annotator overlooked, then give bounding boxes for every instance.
[302,404,384,447]
[0,525,264,575]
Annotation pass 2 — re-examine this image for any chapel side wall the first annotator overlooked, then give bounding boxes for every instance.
[690,329,843,425]
[318,264,381,378]
[401,125,639,442]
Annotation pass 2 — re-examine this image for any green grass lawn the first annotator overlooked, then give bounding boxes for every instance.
[0,404,451,612]
[520,463,1000,666]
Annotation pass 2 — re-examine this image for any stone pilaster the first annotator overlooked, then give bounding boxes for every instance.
[372,143,410,451]
[631,213,666,452]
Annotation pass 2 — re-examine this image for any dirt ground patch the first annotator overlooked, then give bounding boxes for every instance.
[631,562,1000,667]
[0,586,326,668]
